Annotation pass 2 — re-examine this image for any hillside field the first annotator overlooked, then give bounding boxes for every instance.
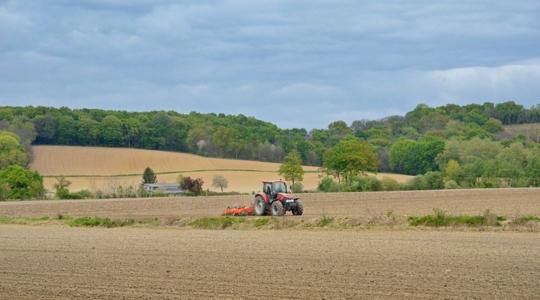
[30,145,412,193]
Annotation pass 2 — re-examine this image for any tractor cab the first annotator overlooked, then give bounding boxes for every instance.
[263,180,288,199]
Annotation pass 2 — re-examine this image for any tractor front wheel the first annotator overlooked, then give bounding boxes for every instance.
[292,200,304,215]
[254,196,267,216]
[271,201,285,216]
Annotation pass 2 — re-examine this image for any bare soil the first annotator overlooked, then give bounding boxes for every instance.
[0,225,538,299]
[1,188,538,219]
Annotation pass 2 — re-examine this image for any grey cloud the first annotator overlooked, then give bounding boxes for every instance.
[0,0,539,128]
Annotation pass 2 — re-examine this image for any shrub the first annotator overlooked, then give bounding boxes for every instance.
[380,177,401,191]
[345,176,382,192]
[423,171,444,189]
[318,177,341,192]
[511,215,540,225]
[444,180,459,189]
[66,216,135,228]
[408,209,505,227]
[290,182,304,193]
[0,183,11,201]
[0,165,45,200]
[180,176,204,195]
[316,216,334,227]
[405,171,444,190]
[189,217,246,229]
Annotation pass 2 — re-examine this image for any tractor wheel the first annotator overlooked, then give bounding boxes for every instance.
[254,196,267,216]
[292,200,304,216]
[271,201,285,216]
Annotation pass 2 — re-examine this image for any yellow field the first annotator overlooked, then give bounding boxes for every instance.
[30,145,412,193]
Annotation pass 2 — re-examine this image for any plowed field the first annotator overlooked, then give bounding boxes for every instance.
[1,188,538,219]
[0,225,539,299]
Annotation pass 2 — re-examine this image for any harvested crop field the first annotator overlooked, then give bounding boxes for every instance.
[1,188,539,219]
[30,145,412,192]
[1,225,539,299]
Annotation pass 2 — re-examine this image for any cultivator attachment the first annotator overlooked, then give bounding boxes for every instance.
[223,206,255,216]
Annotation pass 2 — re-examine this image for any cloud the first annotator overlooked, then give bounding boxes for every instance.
[0,0,539,128]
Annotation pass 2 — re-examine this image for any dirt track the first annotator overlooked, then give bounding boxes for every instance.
[0,225,538,299]
[0,188,538,219]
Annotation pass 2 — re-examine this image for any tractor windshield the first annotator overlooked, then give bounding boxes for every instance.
[272,182,288,193]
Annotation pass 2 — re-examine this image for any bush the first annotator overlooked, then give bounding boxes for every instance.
[423,171,444,189]
[66,216,135,228]
[0,183,10,201]
[405,171,444,190]
[0,165,44,200]
[290,182,304,193]
[180,177,204,195]
[380,177,401,191]
[318,177,341,192]
[444,180,459,189]
[345,176,382,192]
[408,209,505,227]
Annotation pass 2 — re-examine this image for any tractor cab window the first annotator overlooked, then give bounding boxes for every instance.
[263,183,272,194]
[272,182,287,193]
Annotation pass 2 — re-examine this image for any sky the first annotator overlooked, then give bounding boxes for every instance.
[1,0,539,129]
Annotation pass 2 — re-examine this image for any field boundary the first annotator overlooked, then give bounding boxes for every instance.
[40,168,322,178]
[1,212,538,232]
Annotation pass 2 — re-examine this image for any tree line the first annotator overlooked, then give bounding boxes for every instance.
[1,101,539,178]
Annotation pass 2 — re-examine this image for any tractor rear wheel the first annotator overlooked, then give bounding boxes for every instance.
[254,196,267,216]
[271,201,285,216]
[292,200,304,216]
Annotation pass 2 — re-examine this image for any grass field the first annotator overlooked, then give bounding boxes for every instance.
[30,145,412,193]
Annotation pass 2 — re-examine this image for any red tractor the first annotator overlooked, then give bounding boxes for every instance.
[253,180,303,216]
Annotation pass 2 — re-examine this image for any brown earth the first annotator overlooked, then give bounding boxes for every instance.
[0,225,539,299]
[0,188,538,219]
[30,145,412,193]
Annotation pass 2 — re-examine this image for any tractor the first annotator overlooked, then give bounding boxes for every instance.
[253,180,303,216]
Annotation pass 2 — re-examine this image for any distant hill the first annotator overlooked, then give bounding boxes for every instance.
[2,101,539,176]
[31,145,412,193]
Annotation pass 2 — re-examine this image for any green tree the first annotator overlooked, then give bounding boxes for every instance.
[279,150,304,185]
[324,136,378,181]
[0,131,29,168]
[389,137,445,175]
[0,165,44,199]
[213,127,234,156]
[142,167,157,184]
[527,155,540,186]
[212,175,228,192]
[100,115,124,146]
[444,160,461,182]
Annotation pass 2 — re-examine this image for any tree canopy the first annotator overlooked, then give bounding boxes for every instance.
[324,136,378,181]
[278,150,304,185]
